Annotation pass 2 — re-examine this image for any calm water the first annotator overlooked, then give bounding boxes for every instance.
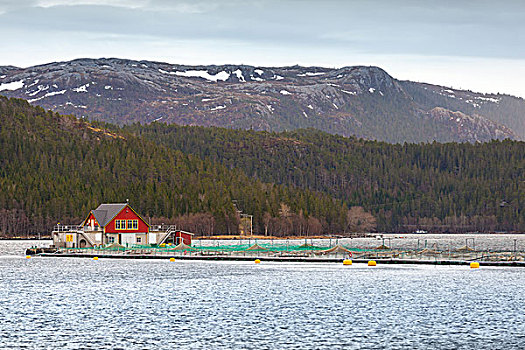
[1,240,525,349]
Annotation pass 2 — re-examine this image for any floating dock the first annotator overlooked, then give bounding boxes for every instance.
[28,251,525,267]
[26,238,525,267]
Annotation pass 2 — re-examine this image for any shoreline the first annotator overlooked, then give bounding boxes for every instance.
[0,237,52,241]
[195,232,525,240]
[195,234,372,240]
[2,232,524,241]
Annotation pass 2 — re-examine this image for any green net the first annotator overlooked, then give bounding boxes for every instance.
[64,242,387,254]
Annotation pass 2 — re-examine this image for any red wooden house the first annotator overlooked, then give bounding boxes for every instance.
[79,202,193,247]
[53,203,193,248]
[81,203,150,246]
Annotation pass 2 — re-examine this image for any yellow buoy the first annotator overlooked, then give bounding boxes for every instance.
[255,259,261,264]
[470,262,480,269]
[343,259,352,265]
[368,260,377,266]
[170,257,175,262]
[25,255,31,259]
[93,256,99,261]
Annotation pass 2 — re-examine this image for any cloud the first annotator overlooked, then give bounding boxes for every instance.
[0,0,233,13]
[35,0,148,9]
[32,0,222,13]
[0,0,524,96]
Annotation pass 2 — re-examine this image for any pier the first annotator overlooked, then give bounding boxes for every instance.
[31,252,525,267]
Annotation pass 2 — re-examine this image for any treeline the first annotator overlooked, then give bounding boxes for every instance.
[150,203,332,237]
[0,97,347,236]
[122,123,525,232]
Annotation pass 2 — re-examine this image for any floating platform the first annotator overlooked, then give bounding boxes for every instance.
[30,251,525,267]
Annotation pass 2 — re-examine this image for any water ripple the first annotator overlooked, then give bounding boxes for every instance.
[1,243,525,349]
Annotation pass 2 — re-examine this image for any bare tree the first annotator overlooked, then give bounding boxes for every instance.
[306,216,323,236]
[346,206,376,233]
[263,212,271,236]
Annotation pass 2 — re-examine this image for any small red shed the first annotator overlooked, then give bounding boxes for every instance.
[174,230,193,245]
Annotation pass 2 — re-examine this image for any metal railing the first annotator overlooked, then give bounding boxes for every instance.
[157,226,179,245]
[149,224,177,232]
[53,224,82,232]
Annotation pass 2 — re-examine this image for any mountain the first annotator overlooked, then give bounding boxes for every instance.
[1,58,523,143]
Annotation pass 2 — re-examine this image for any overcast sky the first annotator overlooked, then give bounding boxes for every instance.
[1,0,524,97]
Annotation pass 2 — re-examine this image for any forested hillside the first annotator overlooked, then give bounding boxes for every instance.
[125,123,525,232]
[1,96,524,236]
[0,97,347,236]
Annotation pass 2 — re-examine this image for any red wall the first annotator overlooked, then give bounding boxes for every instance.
[176,231,192,245]
[104,205,149,234]
[83,213,100,227]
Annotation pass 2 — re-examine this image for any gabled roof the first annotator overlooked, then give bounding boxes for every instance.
[92,203,128,227]
[81,203,150,228]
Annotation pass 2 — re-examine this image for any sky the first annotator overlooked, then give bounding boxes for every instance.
[1,0,524,97]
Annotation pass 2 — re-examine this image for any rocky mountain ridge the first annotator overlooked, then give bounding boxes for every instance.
[0,58,522,143]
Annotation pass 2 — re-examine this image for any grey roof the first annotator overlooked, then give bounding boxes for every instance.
[91,203,127,227]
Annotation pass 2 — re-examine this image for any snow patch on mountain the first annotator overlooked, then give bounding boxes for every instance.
[233,69,245,82]
[298,72,325,77]
[47,90,67,97]
[174,70,230,82]
[65,101,87,109]
[27,85,49,96]
[465,100,481,108]
[158,69,175,75]
[27,80,40,88]
[28,89,67,103]
[475,96,500,103]
[72,84,90,93]
[0,80,24,91]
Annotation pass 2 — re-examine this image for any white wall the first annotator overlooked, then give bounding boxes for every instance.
[120,234,136,247]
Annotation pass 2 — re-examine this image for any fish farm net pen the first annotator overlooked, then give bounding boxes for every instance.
[51,242,525,262]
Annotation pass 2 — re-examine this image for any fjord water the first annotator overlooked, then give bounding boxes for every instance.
[1,241,525,349]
